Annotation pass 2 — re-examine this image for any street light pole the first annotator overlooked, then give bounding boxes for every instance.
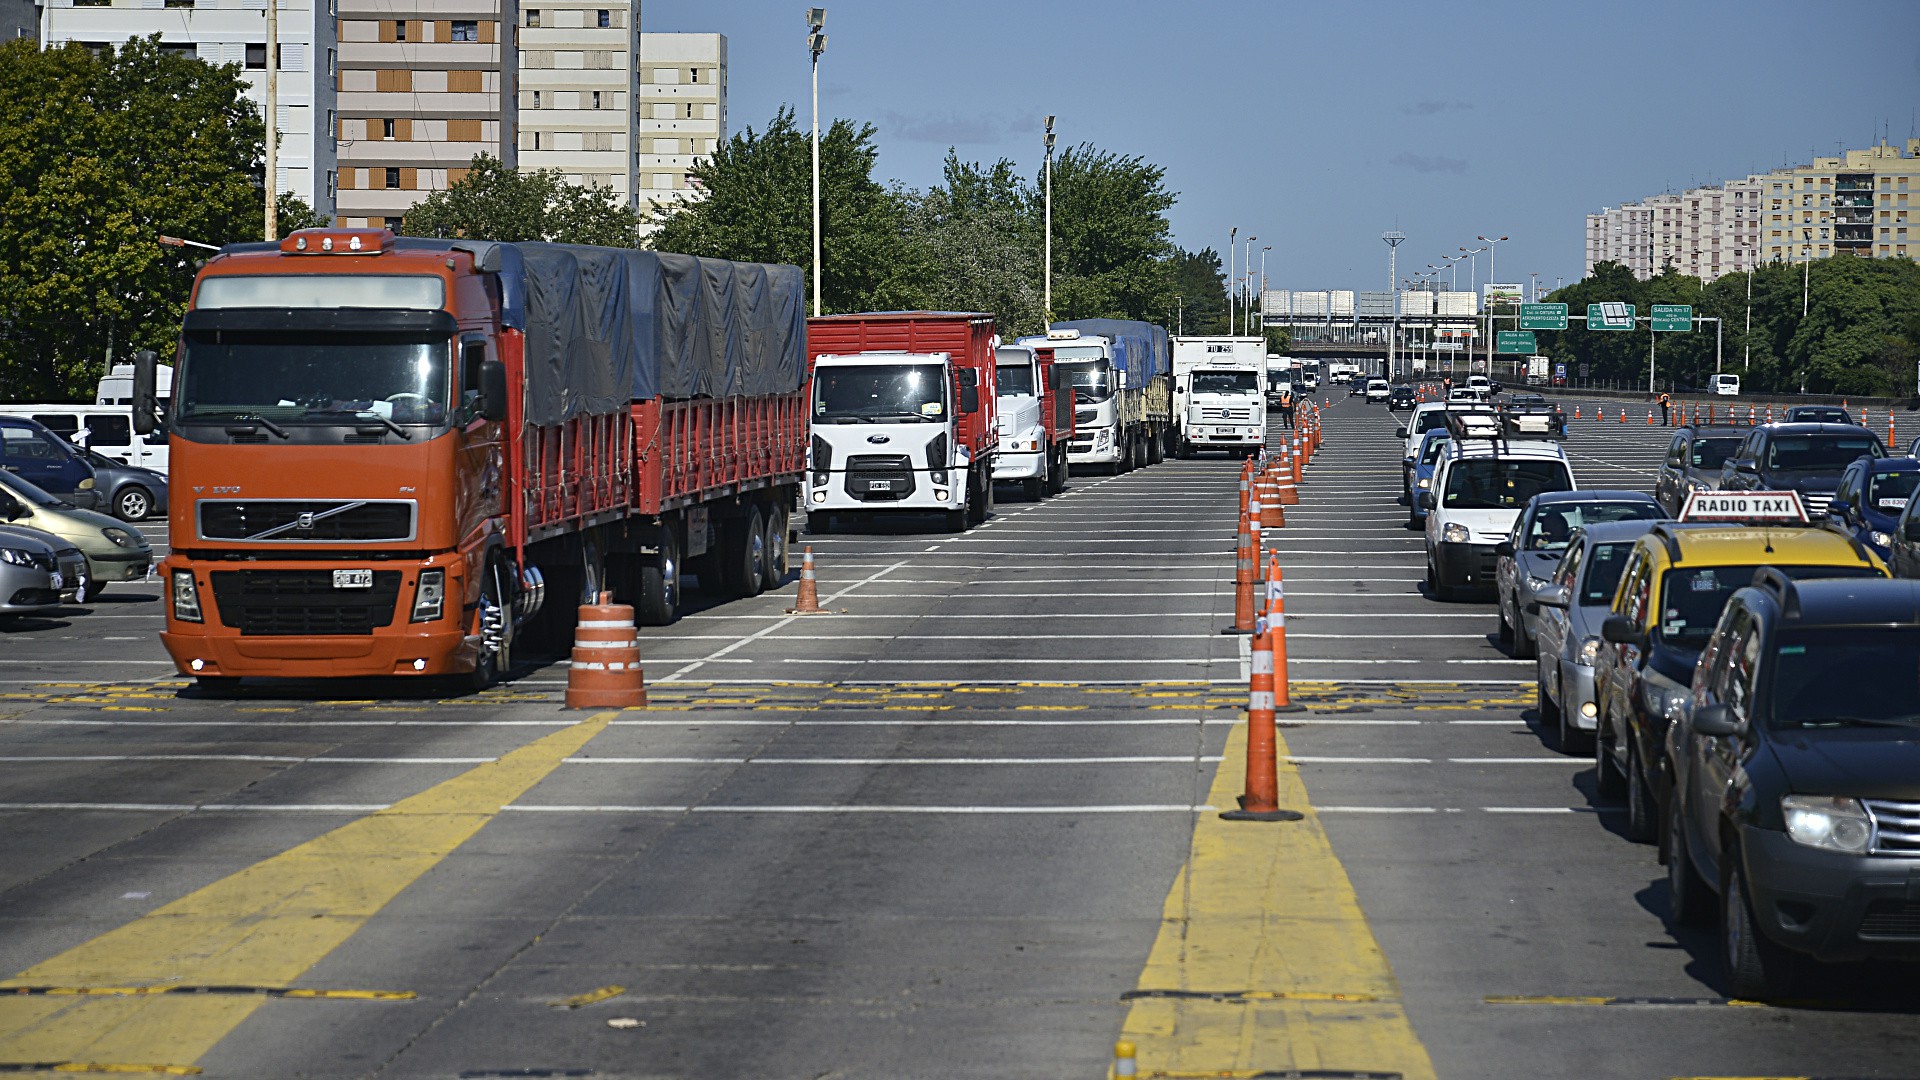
[1243,235,1256,337]
[1259,245,1270,334]
[1043,115,1055,321]
[1477,235,1508,289]
[264,0,279,240]
[1228,226,1237,335]
[1744,267,1752,371]
[807,8,827,317]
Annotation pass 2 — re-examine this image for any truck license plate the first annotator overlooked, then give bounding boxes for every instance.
[868,479,892,491]
[332,569,374,589]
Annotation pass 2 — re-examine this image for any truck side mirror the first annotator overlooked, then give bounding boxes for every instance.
[957,368,978,387]
[479,359,508,422]
[131,350,160,436]
[959,386,980,414]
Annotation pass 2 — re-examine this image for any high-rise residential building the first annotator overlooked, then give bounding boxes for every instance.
[637,31,725,233]
[39,0,337,218]
[5,0,38,43]
[1758,139,1920,265]
[1588,139,1920,280]
[517,0,637,203]
[333,0,516,228]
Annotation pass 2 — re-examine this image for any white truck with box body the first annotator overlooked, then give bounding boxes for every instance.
[1017,321,1170,473]
[1171,336,1266,457]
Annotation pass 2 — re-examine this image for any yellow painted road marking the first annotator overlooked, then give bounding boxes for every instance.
[0,711,613,1072]
[2,988,411,1001]
[1485,994,1766,1008]
[0,1062,203,1074]
[549,985,626,1009]
[1114,722,1437,1080]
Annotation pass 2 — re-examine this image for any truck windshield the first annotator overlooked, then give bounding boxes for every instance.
[995,365,1034,396]
[813,365,945,423]
[176,331,451,426]
[1441,459,1571,510]
[1193,372,1259,394]
[1768,627,1920,728]
[1055,361,1112,404]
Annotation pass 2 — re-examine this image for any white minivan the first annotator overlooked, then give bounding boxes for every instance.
[0,404,168,471]
[1710,373,1740,396]
[1421,416,1577,600]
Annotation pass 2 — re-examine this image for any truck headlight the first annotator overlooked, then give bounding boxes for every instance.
[1575,636,1600,666]
[410,569,446,623]
[1441,522,1470,544]
[1782,795,1873,854]
[171,569,202,622]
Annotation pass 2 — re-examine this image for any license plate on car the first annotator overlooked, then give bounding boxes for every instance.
[333,569,374,589]
[868,479,893,491]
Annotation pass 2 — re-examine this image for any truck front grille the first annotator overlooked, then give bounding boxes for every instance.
[1199,407,1253,422]
[199,500,416,543]
[209,569,403,635]
[1865,799,1920,856]
[844,455,914,502]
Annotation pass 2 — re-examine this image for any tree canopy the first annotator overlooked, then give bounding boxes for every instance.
[402,153,643,246]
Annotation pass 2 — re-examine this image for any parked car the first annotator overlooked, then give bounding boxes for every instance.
[1717,423,1884,518]
[1664,574,1920,999]
[0,403,168,471]
[0,524,73,619]
[65,443,169,522]
[1495,490,1665,659]
[0,415,100,512]
[1405,430,1450,529]
[0,470,152,601]
[1654,425,1750,515]
[1824,456,1919,561]
[1594,509,1887,845]
[1531,519,1663,753]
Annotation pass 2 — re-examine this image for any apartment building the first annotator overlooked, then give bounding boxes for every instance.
[637,31,724,232]
[333,0,515,228]
[517,0,637,202]
[5,0,37,42]
[39,0,337,217]
[1584,178,1764,283]
[1757,139,1920,264]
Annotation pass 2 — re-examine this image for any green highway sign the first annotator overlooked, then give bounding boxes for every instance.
[1652,304,1693,332]
[1588,302,1636,331]
[1519,303,1568,330]
[1496,330,1537,354]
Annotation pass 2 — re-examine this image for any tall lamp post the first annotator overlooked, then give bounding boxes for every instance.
[1258,245,1270,334]
[1228,226,1237,335]
[1458,245,1485,296]
[1043,115,1055,320]
[1476,235,1509,289]
[1242,235,1256,336]
[264,0,279,239]
[807,8,827,316]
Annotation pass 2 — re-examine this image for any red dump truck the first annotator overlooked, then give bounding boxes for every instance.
[136,229,807,688]
[804,313,1001,530]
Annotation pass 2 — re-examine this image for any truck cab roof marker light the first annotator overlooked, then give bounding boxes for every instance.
[281,229,395,256]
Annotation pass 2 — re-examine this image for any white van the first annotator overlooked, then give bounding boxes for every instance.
[1421,414,1576,600]
[1710,373,1740,397]
[0,404,168,471]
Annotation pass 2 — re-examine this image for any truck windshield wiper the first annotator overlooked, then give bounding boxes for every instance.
[307,408,414,440]
[228,416,291,440]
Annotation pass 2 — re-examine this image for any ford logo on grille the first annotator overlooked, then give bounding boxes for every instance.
[866,434,891,444]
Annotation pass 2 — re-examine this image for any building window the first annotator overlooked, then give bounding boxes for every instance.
[452,20,477,41]
[393,20,407,40]
[533,131,541,150]
[526,9,540,26]
[382,118,396,139]
[685,103,693,119]
[689,67,699,83]
[592,91,601,109]
[531,90,540,108]
[596,9,609,27]
[245,42,267,68]
[386,167,401,189]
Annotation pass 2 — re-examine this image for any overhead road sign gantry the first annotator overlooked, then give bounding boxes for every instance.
[1496,330,1537,354]
[1652,304,1694,332]
[1519,303,1567,331]
[1588,302,1635,331]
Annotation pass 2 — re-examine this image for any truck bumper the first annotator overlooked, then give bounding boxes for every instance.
[1068,427,1120,465]
[807,469,967,513]
[158,553,476,679]
[1184,426,1264,450]
[992,451,1045,481]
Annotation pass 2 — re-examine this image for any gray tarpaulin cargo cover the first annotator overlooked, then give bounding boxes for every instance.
[397,239,806,425]
[1048,319,1171,379]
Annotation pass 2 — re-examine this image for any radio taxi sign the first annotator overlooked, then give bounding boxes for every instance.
[1678,490,1810,525]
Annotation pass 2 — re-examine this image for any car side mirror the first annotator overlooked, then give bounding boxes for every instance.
[1395,427,1407,439]
[1691,702,1743,737]
[1732,459,1757,474]
[131,349,161,436]
[1417,491,1436,511]
[1534,584,1570,610]
[1493,539,1515,558]
[1905,518,1920,544]
[959,385,980,414]
[1600,614,1647,648]
[0,495,21,520]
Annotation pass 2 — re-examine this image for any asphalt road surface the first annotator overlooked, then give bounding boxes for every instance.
[1,396,1916,1079]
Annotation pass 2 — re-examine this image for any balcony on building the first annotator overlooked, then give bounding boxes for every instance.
[1835,173,1875,193]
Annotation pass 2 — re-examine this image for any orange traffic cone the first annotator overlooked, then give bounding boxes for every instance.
[786,547,832,615]
[1619,408,1626,424]
[1228,501,1256,635]
[1647,409,1655,425]
[1220,615,1303,822]
[1890,413,1898,449]
[565,592,647,708]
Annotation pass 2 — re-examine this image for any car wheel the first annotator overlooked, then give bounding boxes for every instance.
[1536,680,1561,729]
[1626,739,1658,844]
[1666,796,1713,927]
[1723,857,1798,1000]
[114,486,152,521]
[1593,713,1626,797]
[1512,616,1537,660]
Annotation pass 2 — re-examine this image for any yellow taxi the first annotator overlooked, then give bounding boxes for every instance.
[1591,491,1886,844]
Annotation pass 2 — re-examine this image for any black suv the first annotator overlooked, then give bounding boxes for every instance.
[1653,424,1747,516]
[1664,574,1920,999]
[1784,405,1853,425]
[1387,385,1417,411]
[1717,423,1884,518]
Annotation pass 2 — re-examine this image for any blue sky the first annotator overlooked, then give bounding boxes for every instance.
[646,0,1920,295]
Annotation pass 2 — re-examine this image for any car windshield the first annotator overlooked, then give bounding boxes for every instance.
[1764,433,1879,471]
[1658,564,1885,646]
[813,365,946,423]
[1691,437,1742,470]
[995,365,1034,396]
[1581,542,1634,605]
[1056,361,1112,404]
[1525,501,1664,551]
[1868,471,1920,513]
[1416,412,1452,434]
[177,331,452,427]
[1768,627,1920,728]
[1193,372,1260,394]
[1442,459,1572,510]
[0,469,67,508]
[1789,409,1848,424]
[1420,435,1450,465]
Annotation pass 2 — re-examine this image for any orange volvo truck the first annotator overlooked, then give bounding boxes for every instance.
[134,229,807,689]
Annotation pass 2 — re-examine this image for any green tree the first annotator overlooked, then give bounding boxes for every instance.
[0,37,269,400]
[1169,247,1229,335]
[908,153,1042,335]
[649,107,925,313]
[403,153,641,246]
[275,193,331,234]
[1044,143,1178,322]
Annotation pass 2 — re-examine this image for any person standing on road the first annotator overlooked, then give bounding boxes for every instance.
[1276,386,1295,427]
[1658,392,1672,426]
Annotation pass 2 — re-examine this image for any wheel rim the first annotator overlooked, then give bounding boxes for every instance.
[747,528,766,591]
[119,490,147,519]
[766,514,787,580]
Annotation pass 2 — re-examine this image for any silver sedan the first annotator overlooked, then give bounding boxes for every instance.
[1495,490,1665,658]
[0,525,69,618]
[1531,519,1662,754]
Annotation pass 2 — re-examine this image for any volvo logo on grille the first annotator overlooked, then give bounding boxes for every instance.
[296,512,315,530]
[866,434,891,444]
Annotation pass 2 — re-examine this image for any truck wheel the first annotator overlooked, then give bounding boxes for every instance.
[465,560,509,692]
[1147,431,1164,464]
[637,528,681,626]
[967,469,992,525]
[944,509,968,532]
[1048,451,1068,494]
[718,507,767,598]
[763,505,790,586]
[1022,472,1044,501]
